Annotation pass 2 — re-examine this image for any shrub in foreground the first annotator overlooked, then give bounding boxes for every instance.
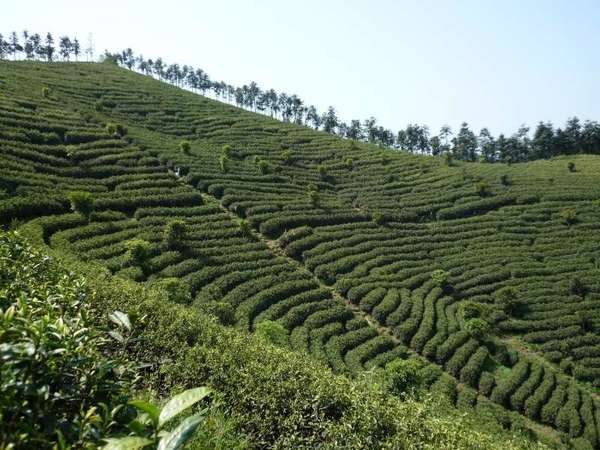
[0,232,134,448]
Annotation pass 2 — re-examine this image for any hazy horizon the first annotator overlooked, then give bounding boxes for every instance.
[3,0,600,136]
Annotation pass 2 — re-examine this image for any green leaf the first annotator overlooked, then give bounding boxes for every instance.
[102,436,153,450]
[157,414,203,450]
[129,400,160,426]
[109,310,131,331]
[158,387,211,428]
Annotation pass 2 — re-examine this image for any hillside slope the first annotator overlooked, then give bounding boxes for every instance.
[2,61,600,448]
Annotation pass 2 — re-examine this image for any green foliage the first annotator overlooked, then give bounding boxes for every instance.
[123,239,152,271]
[197,301,235,326]
[0,232,134,448]
[475,180,490,196]
[308,189,320,207]
[237,219,252,236]
[219,154,229,173]
[104,387,211,450]
[431,269,450,288]
[221,144,233,158]
[558,207,578,225]
[460,301,485,321]
[443,152,453,166]
[281,150,293,165]
[151,278,192,305]
[568,161,576,172]
[179,140,191,155]
[372,211,387,225]
[495,287,520,315]
[106,122,127,137]
[163,219,187,250]
[569,277,588,297]
[255,320,289,347]
[42,86,51,98]
[257,159,269,174]
[464,318,491,341]
[317,164,328,180]
[67,190,95,221]
[383,358,425,398]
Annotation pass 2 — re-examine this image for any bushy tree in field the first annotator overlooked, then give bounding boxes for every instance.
[495,287,520,315]
[257,159,269,174]
[255,320,289,347]
[465,318,491,341]
[237,219,252,236]
[460,301,485,321]
[431,269,450,289]
[105,122,127,137]
[372,211,387,226]
[123,239,152,272]
[308,189,320,207]
[317,164,328,180]
[67,191,94,222]
[569,277,588,298]
[383,358,425,398]
[281,150,293,165]
[558,207,578,225]
[151,277,192,305]
[179,140,191,155]
[163,219,187,250]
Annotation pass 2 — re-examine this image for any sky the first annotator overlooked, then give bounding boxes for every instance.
[3,0,600,136]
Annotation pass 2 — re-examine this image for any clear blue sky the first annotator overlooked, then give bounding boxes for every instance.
[3,0,600,135]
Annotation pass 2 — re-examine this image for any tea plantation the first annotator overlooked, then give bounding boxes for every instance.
[2,60,600,448]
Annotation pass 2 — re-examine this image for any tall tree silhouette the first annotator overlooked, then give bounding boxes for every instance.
[72,38,80,61]
[0,34,7,59]
[322,107,338,133]
[9,32,22,60]
[59,36,72,60]
[44,33,55,62]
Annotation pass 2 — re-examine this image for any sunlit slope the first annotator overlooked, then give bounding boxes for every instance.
[2,61,600,447]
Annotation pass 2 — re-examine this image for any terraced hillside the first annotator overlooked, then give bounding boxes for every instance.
[2,61,600,448]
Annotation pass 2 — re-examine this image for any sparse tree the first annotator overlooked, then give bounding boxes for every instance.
[59,36,72,60]
[0,34,8,59]
[163,219,187,250]
[23,31,35,59]
[306,105,321,129]
[321,106,338,134]
[44,32,55,62]
[67,191,94,222]
[72,38,80,60]
[9,32,22,60]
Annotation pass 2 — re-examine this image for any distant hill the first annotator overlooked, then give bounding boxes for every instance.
[2,60,600,448]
